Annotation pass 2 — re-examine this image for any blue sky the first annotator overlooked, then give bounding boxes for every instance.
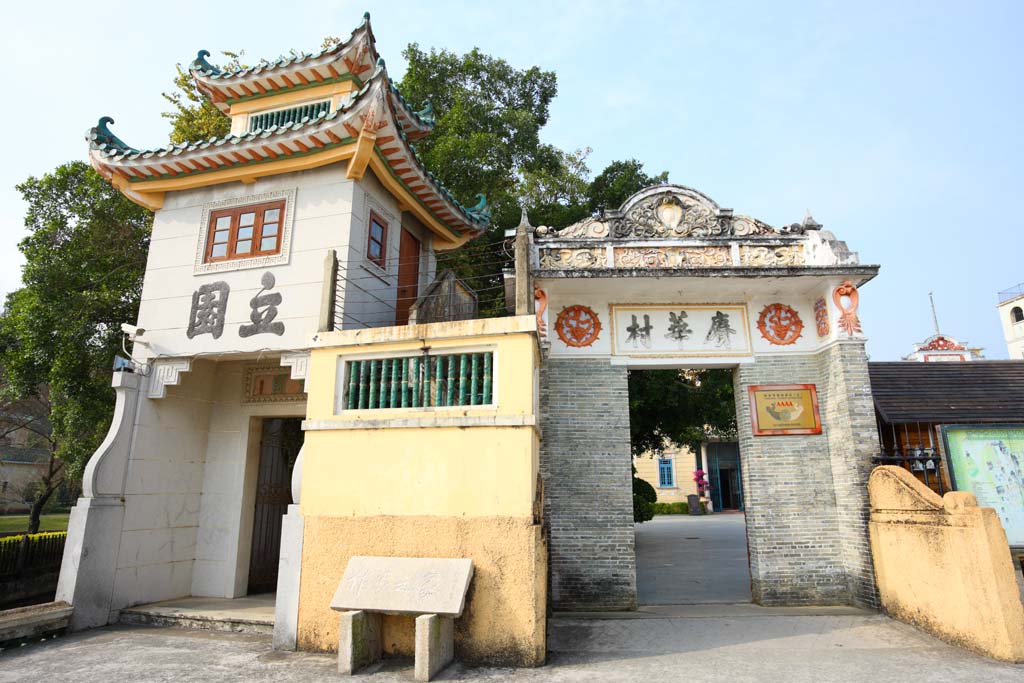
[2,0,1021,360]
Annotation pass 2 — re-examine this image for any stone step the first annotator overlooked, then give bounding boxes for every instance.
[119,604,273,636]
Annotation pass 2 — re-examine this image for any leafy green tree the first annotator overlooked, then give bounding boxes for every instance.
[628,369,737,457]
[0,162,152,532]
[398,45,589,315]
[587,159,669,213]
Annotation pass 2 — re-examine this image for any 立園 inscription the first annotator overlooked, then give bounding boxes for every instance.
[240,271,286,337]
[187,281,230,339]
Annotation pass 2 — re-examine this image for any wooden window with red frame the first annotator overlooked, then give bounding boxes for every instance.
[366,211,388,269]
[205,200,286,263]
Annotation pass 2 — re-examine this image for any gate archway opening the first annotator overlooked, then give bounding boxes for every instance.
[628,366,752,606]
[530,183,880,612]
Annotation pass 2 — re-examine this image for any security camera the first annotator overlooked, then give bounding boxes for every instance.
[120,323,145,337]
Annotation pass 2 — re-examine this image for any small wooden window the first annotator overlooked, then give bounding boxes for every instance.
[366,211,388,268]
[205,200,286,263]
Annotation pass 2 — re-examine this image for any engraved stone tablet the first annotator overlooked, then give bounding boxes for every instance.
[330,557,474,618]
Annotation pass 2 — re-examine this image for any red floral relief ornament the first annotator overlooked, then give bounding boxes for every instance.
[833,280,862,336]
[555,305,602,348]
[814,297,830,338]
[757,303,804,345]
[922,335,966,351]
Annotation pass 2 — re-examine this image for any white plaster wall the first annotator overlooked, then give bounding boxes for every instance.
[135,165,358,361]
[337,172,437,329]
[997,297,1024,359]
[111,359,216,609]
[541,277,860,363]
[191,361,307,599]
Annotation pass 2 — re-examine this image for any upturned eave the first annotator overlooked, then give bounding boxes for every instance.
[86,66,487,244]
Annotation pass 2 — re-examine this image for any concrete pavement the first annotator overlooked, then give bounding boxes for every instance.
[2,611,1022,682]
[4,515,1019,681]
[635,513,751,604]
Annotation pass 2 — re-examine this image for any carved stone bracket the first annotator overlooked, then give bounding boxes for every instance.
[147,358,193,399]
[280,352,311,382]
[533,285,548,338]
[83,371,142,498]
[833,281,863,336]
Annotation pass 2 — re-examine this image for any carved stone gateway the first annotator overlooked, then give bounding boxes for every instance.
[529,182,881,617]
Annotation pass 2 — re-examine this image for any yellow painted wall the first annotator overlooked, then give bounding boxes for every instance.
[634,446,697,504]
[305,320,538,420]
[301,427,537,518]
[296,316,546,665]
[869,466,1024,662]
[298,516,546,666]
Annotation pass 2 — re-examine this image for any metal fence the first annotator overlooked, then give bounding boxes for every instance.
[0,532,66,581]
[998,282,1024,304]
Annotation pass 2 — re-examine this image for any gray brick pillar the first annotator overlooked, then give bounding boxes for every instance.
[734,346,879,607]
[817,341,880,608]
[734,356,848,604]
[540,357,636,610]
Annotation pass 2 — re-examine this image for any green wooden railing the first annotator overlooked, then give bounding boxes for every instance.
[248,100,331,133]
[344,352,494,409]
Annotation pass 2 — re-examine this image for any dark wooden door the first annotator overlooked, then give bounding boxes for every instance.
[247,417,303,594]
[395,229,421,325]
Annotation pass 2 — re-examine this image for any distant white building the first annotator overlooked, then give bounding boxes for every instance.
[998,283,1024,360]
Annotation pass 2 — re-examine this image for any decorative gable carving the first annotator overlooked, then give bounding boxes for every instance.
[536,185,808,241]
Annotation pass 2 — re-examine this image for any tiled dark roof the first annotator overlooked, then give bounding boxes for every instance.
[191,12,375,81]
[868,361,1024,424]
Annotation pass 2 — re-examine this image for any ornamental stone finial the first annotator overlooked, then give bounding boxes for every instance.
[191,49,221,74]
[517,206,532,231]
[89,116,135,152]
[415,100,435,124]
[466,194,492,223]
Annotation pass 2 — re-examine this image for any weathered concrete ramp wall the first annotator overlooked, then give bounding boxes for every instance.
[869,466,1024,662]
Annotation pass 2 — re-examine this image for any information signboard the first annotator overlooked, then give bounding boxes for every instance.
[942,425,1024,547]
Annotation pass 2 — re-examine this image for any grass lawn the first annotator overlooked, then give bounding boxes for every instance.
[0,513,70,534]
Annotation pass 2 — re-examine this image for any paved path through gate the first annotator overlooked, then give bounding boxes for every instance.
[635,514,752,605]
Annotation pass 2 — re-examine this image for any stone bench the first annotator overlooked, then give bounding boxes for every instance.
[330,556,474,681]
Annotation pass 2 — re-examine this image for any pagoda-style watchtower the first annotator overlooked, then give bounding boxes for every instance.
[60,12,493,640]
